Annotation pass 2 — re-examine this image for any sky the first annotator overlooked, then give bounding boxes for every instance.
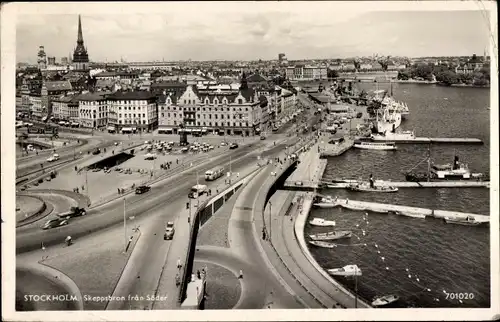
[13,2,495,63]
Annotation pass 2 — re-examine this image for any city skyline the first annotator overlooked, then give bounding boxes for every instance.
[15,3,494,63]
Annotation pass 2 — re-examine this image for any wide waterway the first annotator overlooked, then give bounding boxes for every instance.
[306,82,492,308]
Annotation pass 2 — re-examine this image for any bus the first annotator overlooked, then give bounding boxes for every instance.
[204,167,225,181]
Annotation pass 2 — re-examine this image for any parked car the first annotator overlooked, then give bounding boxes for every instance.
[92,148,101,155]
[229,143,239,149]
[58,206,87,219]
[42,217,69,230]
[135,185,151,194]
[164,221,175,240]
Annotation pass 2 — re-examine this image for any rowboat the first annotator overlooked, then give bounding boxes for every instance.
[308,240,338,248]
[309,230,352,241]
[372,294,400,307]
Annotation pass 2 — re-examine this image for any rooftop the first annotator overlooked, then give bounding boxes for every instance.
[107,91,156,101]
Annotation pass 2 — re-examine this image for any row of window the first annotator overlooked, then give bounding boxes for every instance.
[164,120,250,127]
[161,113,247,120]
[161,106,250,112]
[179,98,244,105]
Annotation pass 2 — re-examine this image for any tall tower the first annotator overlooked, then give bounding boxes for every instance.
[72,15,90,71]
[37,46,47,70]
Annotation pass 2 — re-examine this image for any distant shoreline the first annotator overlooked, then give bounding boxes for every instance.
[396,79,490,88]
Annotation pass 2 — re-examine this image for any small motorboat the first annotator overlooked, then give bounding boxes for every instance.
[308,240,338,248]
[309,230,352,241]
[372,294,400,307]
[309,218,336,227]
[348,184,398,193]
[327,264,362,277]
[444,215,482,226]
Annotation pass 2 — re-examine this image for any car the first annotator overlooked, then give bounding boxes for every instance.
[92,148,101,155]
[229,143,239,149]
[220,142,227,146]
[260,135,266,140]
[46,154,59,162]
[295,181,304,186]
[58,206,87,219]
[135,185,151,194]
[42,217,69,230]
[356,112,363,118]
[164,221,175,240]
[181,147,189,153]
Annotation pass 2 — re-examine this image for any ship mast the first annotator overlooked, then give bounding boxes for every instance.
[427,143,431,182]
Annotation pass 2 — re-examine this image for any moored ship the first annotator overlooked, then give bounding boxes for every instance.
[354,141,397,151]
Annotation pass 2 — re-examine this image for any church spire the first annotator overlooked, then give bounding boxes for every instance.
[77,15,84,44]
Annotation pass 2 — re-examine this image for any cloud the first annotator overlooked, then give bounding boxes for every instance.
[14,7,493,63]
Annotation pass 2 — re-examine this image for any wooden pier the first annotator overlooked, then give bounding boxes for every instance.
[319,138,354,158]
[313,198,489,224]
[356,137,484,144]
[321,180,490,189]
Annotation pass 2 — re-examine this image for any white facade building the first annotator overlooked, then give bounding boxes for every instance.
[106,91,158,133]
[78,93,109,128]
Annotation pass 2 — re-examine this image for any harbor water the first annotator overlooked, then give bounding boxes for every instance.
[306,83,491,308]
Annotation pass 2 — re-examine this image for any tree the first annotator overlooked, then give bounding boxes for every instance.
[397,69,410,80]
[327,69,339,79]
[436,70,459,86]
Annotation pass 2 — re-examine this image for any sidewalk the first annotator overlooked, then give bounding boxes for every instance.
[153,159,267,310]
[263,191,330,308]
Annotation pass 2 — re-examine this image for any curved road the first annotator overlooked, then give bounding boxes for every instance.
[16,140,297,254]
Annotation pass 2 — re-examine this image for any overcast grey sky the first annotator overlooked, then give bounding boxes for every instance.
[14,2,494,63]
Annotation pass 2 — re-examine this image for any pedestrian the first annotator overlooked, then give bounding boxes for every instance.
[75,165,78,171]
[76,187,79,193]
[177,258,182,269]
[81,185,84,191]
[197,270,201,279]
[237,173,239,178]
[238,269,243,279]
[188,216,190,224]
[118,188,121,195]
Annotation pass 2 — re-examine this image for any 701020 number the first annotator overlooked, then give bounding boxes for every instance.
[445,293,475,300]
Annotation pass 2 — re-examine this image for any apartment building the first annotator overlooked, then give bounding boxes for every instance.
[78,92,109,128]
[157,85,263,136]
[106,91,158,133]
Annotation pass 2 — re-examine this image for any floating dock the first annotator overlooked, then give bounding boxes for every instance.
[321,180,490,189]
[314,198,489,224]
[356,137,484,144]
[284,142,327,189]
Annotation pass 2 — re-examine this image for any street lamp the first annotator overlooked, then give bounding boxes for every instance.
[268,201,272,240]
